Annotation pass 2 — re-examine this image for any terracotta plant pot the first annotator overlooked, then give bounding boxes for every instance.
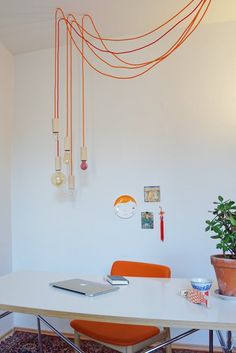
[211,254,236,296]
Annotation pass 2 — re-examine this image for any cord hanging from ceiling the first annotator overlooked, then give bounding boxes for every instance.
[51,0,211,189]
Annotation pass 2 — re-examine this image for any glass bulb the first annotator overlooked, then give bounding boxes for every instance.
[80,160,88,170]
[51,171,65,187]
[63,151,70,164]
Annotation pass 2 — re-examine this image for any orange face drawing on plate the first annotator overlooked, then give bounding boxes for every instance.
[114,195,137,219]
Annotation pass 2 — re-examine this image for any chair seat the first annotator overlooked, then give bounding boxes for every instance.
[70,320,160,346]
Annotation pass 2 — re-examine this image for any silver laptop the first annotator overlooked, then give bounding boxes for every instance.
[50,278,119,297]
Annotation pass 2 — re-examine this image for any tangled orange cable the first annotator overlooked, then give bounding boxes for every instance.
[52,0,211,185]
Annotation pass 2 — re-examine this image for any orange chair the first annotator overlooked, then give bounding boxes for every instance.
[70,260,172,353]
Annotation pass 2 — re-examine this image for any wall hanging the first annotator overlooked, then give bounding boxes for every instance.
[141,212,154,229]
[51,0,211,189]
[114,195,137,219]
[159,207,165,242]
[144,186,160,202]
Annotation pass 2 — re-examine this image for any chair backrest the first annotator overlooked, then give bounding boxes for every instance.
[111,260,171,278]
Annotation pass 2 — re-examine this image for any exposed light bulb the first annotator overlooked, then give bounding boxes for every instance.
[63,151,70,164]
[80,147,88,170]
[80,160,88,170]
[51,171,65,187]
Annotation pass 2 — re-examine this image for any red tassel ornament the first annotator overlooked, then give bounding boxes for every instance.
[159,207,165,242]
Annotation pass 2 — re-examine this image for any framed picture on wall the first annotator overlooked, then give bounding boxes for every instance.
[144,186,160,202]
[141,212,154,229]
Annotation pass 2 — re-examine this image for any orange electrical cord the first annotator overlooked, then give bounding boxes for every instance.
[68,0,206,56]
[54,11,62,158]
[55,0,209,78]
[69,26,73,176]
[54,11,58,119]
[66,22,69,138]
[56,19,60,120]
[53,0,211,181]
[58,0,206,65]
[81,16,85,147]
[69,1,200,71]
[68,0,197,43]
[58,0,210,80]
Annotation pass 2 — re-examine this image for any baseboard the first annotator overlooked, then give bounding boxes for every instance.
[0,328,15,342]
[1,327,222,352]
[14,326,74,339]
[170,343,222,352]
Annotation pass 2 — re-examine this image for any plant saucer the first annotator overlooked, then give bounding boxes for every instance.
[214,289,236,301]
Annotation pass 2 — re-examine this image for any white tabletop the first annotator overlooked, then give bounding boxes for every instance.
[0,271,235,331]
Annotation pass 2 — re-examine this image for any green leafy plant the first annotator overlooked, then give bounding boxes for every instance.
[206,196,236,259]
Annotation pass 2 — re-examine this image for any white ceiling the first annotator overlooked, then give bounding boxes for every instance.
[0,0,236,55]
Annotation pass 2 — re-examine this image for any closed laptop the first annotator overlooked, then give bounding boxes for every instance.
[50,278,119,297]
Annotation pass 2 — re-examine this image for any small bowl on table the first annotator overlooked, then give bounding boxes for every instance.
[191,278,212,293]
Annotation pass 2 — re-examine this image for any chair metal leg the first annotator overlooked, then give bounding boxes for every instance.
[165,327,172,353]
[126,346,133,353]
[37,316,44,353]
[74,330,81,353]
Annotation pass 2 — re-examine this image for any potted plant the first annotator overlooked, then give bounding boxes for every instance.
[205,195,236,296]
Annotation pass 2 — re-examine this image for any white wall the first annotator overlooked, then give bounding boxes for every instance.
[12,21,236,344]
[0,42,13,334]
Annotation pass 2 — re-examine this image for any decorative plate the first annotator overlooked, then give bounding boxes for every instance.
[114,195,137,219]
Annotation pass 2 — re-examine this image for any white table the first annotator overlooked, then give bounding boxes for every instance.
[0,271,235,352]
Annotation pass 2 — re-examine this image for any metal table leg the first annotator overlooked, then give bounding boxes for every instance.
[0,311,12,320]
[37,316,199,353]
[141,329,199,353]
[216,330,234,353]
[37,315,85,353]
[209,330,214,353]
